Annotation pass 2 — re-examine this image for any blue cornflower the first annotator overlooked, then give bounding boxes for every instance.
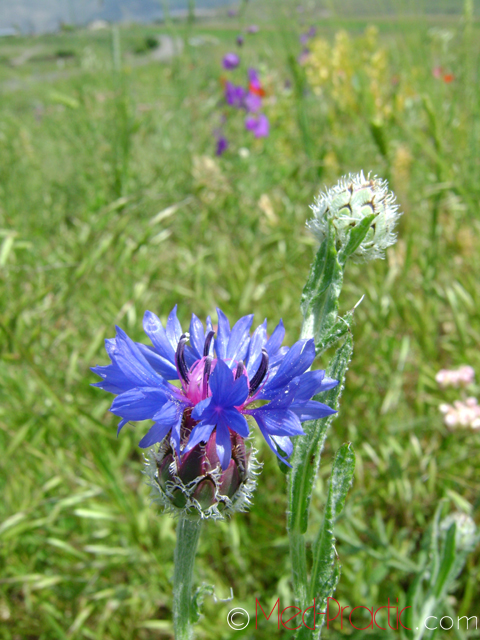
[92,307,337,469]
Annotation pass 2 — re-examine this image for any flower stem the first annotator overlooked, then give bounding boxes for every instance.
[288,529,309,610]
[173,517,202,640]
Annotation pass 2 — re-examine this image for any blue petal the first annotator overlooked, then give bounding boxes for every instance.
[188,313,206,360]
[250,413,292,466]
[105,338,117,359]
[143,310,176,363]
[218,408,249,438]
[209,359,234,404]
[291,370,326,400]
[290,400,337,422]
[260,338,315,398]
[226,314,253,366]
[182,421,215,454]
[317,377,339,391]
[110,387,172,421]
[292,370,339,403]
[248,407,304,436]
[117,418,129,436]
[166,305,183,349]
[152,400,184,429]
[215,308,230,359]
[113,327,169,388]
[222,375,249,408]
[170,424,181,457]
[91,364,137,395]
[206,315,214,334]
[215,423,232,470]
[265,319,285,357]
[245,319,267,377]
[138,420,173,448]
[272,435,293,457]
[135,343,178,380]
[191,396,214,422]
[268,346,289,370]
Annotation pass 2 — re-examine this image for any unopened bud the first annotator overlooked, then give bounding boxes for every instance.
[307,171,401,262]
[440,512,477,552]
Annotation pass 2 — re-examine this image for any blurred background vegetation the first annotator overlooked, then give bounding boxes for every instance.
[1,1,479,638]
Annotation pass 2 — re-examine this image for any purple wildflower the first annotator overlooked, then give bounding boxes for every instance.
[225,81,246,108]
[244,92,262,113]
[223,52,240,70]
[228,9,237,17]
[308,26,317,38]
[216,135,228,156]
[245,113,270,138]
[236,34,244,47]
[248,68,261,90]
[247,68,266,98]
[246,25,259,34]
[92,307,337,469]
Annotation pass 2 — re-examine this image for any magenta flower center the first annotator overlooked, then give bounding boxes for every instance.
[175,332,268,407]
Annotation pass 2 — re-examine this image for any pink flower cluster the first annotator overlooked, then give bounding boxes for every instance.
[440,398,480,431]
[435,365,475,388]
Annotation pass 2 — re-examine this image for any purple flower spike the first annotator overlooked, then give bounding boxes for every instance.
[245,113,270,138]
[216,135,228,156]
[223,52,240,70]
[236,34,244,47]
[308,26,317,38]
[92,307,338,469]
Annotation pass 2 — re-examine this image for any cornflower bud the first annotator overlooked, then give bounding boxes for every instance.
[307,171,401,262]
[440,512,477,552]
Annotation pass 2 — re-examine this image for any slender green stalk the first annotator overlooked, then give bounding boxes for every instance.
[288,530,309,610]
[173,518,202,640]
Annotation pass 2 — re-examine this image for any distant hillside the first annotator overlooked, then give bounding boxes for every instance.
[1,0,477,34]
[0,0,235,34]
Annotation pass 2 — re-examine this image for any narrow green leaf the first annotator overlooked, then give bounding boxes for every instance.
[428,500,446,589]
[432,523,457,599]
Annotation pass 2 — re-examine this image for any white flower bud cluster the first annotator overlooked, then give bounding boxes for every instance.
[307,171,401,262]
[439,398,480,430]
[435,365,475,388]
[440,512,477,552]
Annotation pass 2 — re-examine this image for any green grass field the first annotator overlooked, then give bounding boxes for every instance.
[1,2,480,638]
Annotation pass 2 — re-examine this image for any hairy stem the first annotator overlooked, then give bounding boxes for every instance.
[288,529,309,610]
[173,518,202,640]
